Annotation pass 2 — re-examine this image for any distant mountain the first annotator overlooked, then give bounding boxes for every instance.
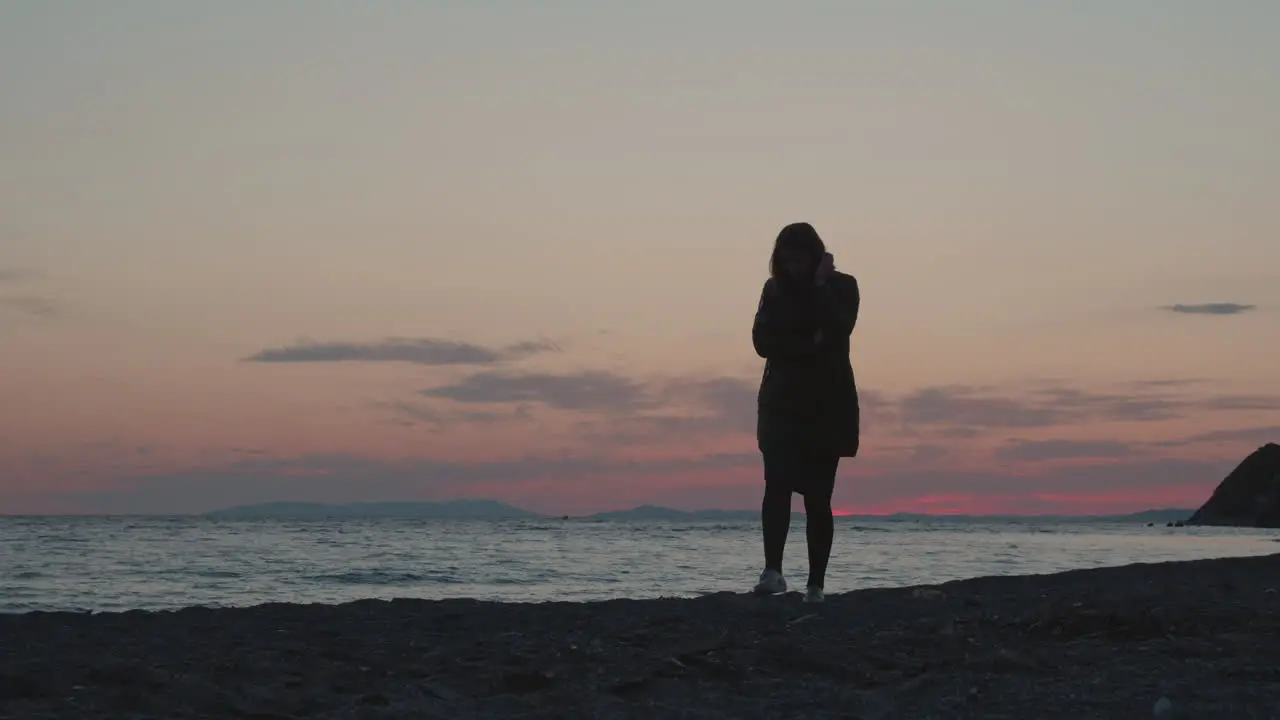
[204,499,540,519]
[200,500,1196,523]
[579,505,1194,523]
[1105,509,1194,524]
[868,510,1195,523]
[1187,443,1280,528]
[584,505,759,521]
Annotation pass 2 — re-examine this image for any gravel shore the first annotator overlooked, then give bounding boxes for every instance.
[5,553,1280,719]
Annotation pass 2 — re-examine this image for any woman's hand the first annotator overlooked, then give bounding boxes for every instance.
[814,252,834,286]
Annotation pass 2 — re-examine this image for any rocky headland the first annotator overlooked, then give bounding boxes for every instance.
[1188,443,1280,528]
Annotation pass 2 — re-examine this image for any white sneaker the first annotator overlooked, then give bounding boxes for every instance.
[753,568,787,595]
[803,585,824,603]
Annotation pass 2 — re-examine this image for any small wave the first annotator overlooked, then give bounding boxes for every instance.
[146,567,242,579]
[307,570,460,586]
[490,576,540,586]
[195,570,242,579]
[9,570,45,580]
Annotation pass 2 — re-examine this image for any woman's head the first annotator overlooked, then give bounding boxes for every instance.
[770,222,826,282]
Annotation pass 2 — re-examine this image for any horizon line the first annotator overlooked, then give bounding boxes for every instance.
[0,500,1197,519]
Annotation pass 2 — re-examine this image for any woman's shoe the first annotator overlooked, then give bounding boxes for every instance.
[753,568,787,595]
[803,585,824,603]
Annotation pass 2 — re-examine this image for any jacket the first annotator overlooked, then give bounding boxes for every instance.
[752,270,860,457]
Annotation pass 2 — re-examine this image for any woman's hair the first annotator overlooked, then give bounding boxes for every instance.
[769,222,827,280]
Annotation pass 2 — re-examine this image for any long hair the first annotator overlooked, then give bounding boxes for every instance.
[769,222,826,280]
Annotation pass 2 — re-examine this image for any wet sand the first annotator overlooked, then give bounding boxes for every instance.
[4,553,1280,719]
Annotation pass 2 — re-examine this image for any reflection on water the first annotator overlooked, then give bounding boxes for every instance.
[1,516,1276,612]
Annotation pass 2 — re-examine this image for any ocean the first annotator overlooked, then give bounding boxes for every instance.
[2,516,1277,613]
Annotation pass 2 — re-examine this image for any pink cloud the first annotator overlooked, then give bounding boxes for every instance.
[2,369,1275,516]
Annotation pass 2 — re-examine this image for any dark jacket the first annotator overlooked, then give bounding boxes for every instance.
[752,270,860,458]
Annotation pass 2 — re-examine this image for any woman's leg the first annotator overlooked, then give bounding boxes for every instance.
[802,455,840,589]
[761,452,793,572]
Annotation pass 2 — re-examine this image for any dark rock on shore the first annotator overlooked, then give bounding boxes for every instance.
[1188,443,1280,528]
[5,554,1280,719]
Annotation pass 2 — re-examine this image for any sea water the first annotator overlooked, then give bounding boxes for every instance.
[1,515,1276,613]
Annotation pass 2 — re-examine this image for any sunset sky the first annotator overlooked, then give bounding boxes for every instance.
[2,1,1278,515]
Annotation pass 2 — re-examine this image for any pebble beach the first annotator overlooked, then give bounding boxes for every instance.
[5,553,1280,719]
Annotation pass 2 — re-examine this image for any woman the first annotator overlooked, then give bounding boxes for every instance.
[751,222,860,603]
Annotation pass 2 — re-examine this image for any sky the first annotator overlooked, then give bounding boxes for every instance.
[1,1,1278,516]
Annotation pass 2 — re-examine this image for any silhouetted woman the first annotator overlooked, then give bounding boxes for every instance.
[751,222,860,603]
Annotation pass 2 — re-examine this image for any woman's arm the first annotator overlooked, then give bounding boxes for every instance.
[752,281,820,359]
[815,274,859,340]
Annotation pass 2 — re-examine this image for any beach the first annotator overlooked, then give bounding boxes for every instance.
[4,553,1280,719]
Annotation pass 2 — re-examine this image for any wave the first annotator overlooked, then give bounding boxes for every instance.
[306,570,462,586]
[194,570,242,579]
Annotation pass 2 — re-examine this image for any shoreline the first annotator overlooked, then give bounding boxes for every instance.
[4,554,1280,718]
[8,516,1275,616]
